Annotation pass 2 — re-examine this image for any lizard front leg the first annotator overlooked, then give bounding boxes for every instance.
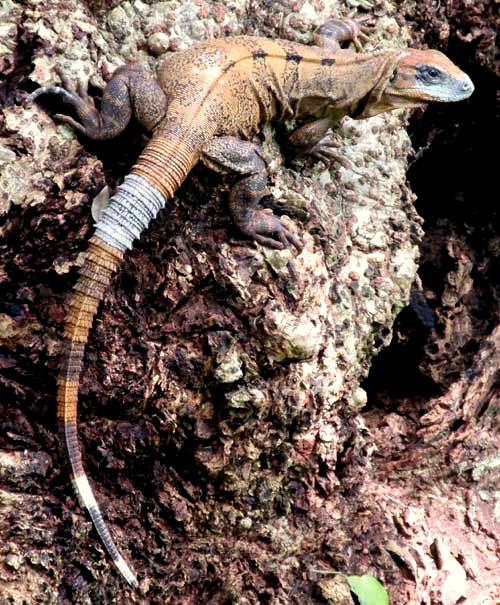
[287,114,349,166]
[28,64,167,139]
[290,17,370,168]
[288,112,358,171]
[202,137,303,251]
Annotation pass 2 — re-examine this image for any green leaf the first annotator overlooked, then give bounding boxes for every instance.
[346,575,389,605]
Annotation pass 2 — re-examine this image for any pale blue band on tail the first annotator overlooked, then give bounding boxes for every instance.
[95,173,168,252]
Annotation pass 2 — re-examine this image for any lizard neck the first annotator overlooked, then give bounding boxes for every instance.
[346,50,407,119]
[287,49,404,121]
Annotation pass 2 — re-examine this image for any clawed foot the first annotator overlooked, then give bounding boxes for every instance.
[314,16,373,52]
[53,69,97,127]
[337,18,371,52]
[238,207,303,252]
[27,68,102,137]
[309,133,360,173]
[342,13,376,51]
[28,67,88,105]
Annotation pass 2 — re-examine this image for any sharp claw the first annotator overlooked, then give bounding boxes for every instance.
[241,206,304,254]
[269,228,303,253]
[286,259,299,280]
[53,66,77,93]
[263,226,302,253]
[288,233,304,252]
[310,137,363,173]
[277,231,289,248]
[311,151,331,165]
[53,114,84,133]
[254,234,285,249]
[77,81,88,98]
[352,38,363,52]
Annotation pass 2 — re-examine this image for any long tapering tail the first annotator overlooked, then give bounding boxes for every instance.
[57,136,195,588]
[56,236,138,586]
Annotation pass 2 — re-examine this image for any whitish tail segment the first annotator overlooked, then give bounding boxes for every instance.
[57,136,194,588]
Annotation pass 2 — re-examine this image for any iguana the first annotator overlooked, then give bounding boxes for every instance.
[28,18,474,588]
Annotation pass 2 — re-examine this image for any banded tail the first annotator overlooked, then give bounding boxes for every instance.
[57,136,196,588]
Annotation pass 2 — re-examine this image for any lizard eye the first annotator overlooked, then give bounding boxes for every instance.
[416,64,444,83]
[389,69,398,83]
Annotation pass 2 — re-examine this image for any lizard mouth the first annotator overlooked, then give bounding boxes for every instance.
[412,75,474,102]
[383,71,474,107]
[352,92,426,119]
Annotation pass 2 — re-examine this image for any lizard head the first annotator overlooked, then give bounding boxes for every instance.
[356,49,474,118]
[389,49,474,103]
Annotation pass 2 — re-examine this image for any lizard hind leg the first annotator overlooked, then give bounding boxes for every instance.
[201,136,303,252]
[313,18,370,52]
[28,64,167,140]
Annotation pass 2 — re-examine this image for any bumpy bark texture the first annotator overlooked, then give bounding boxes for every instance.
[0,1,496,604]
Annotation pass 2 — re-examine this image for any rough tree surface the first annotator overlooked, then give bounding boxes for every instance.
[0,1,497,604]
